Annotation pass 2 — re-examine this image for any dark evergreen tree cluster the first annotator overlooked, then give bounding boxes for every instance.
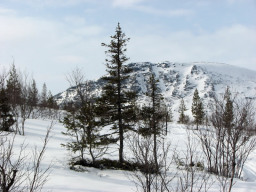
[177,89,205,128]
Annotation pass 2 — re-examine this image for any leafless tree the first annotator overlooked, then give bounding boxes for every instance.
[175,129,214,192]
[196,88,256,192]
[19,73,34,135]
[127,132,176,192]
[66,66,88,105]
[0,135,27,192]
[26,122,52,192]
[0,123,53,191]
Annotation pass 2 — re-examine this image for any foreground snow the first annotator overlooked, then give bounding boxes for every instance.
[9,119,256,192]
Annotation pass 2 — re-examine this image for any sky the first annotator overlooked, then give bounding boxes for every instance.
[0,0,255,94]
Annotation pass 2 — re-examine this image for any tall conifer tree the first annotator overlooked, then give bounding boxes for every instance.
[99,23,136,163]
[6,64,21,107]
[6,64,21,133]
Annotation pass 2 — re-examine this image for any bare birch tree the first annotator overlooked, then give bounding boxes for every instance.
[0,123,53,191]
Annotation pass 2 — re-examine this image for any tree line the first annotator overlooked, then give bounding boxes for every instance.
[0,64,58,135]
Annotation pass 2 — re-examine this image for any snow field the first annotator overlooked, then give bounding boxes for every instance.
[6,118,256,191]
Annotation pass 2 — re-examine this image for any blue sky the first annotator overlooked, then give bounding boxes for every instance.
[0,0,255,94]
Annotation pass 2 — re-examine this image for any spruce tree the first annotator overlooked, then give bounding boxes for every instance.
[6,64,21,108]
[40,83,47,108]
[178,98,188,124]
[6,64,21,133]
[164,107,173,135]
[99,23,136,163]
[191,89,204,129]
[168,107,173,123]
[138,73,165,170]
[139,74,164,135]
[28,79,38,107]
[0,88,15,131]
[47,90,58,109]
[223,87,233,130]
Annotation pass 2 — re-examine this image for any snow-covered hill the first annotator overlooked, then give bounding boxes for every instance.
[55,62,256,119]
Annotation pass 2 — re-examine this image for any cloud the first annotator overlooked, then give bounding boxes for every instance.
[0,16,38,42]
[54,55,86,64]
[111,0,145,7]
[109,0,193,17]
[63,16,103,36]
[0,8,105,93]
[0,7,16,15]
[128,24,256,71]
[226,0,254,3]
[9,0,92,7]
[135,6,193,17]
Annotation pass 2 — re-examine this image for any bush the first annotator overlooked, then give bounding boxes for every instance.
[69,158,139,171]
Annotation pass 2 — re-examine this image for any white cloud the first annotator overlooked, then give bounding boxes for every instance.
[0,7,16,15]
[73,26,103,36]
[226,0,253,4]
[128,24,256,71]
[0,11,105,93]
[63,16,103,36]
[9,0,92,7]
[135,6,193,17]
[0,16,38,42]
[109,0,193,17]
[54,55,86,64]
[112,0,145,7]
[64,16,87,26]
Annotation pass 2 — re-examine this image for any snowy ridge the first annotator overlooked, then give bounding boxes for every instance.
[54,62,256,119]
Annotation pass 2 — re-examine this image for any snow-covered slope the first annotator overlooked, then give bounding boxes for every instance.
[8,118,256,192]
[55,62,256,119]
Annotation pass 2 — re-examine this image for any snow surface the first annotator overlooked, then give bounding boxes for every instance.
[6,118,256,191]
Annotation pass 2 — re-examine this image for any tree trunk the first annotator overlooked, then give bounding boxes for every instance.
[228,150,236,192]
[117,38,124,164]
